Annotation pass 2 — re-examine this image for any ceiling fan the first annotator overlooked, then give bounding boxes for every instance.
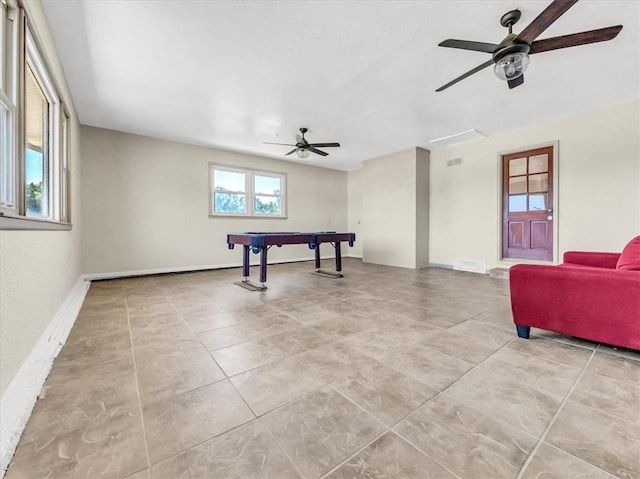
[436,0,623,91]
[264,128,341,158]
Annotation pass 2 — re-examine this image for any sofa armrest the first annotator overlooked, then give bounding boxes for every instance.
[563,251,620,269]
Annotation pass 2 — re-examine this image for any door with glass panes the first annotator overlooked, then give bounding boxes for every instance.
[502,146,554,261]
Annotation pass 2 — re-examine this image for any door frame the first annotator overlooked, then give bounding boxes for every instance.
[496,140,560,265]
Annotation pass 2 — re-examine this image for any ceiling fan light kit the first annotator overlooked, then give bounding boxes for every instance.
[494,51,530,82]
[436,0,623,91]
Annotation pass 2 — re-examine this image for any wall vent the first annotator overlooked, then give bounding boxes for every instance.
[453,258,487,274]
[446,157,463,167]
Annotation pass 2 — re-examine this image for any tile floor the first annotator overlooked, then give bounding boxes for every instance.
[5,259,640,479]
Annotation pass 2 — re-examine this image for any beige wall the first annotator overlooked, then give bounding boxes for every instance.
[347,169,363,257]
[362,147,429,269]
[415,147,430,268]
[429,100,640,269]
[0,1,83,395]
[80,126,349,274]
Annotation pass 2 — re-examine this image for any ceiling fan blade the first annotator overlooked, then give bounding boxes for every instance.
[438,39,500,54]
[264,142,296,146]
[530,25,623,54]
[435,59,494,92]
[307,147,329,156]
[508,75,525,89]
[285,148,298,156]
[517,0,579,44]
[308,142,341,148]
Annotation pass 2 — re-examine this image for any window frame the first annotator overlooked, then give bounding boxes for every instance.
[0,2,71,230]
[209,163,287,218]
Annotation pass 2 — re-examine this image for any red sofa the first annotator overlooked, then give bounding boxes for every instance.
[509,237,640,350]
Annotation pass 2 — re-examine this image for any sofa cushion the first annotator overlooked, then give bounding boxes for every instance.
[616,236,640,270]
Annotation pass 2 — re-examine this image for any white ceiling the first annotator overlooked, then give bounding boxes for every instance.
[41,0,639,171]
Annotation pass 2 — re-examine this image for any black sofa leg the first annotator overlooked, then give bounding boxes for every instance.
[516,325,531,339]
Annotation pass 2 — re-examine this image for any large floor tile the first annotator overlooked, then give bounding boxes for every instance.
[23,358,139,438]
[212,338,289,376]
[374,344,474,391]
[294,341,378,384]
[546,399,640,479]
[333,363,437,427]
[394,394,537,479]
[445,364,563,437]
[480,347,582,397]
[419,328,501,364]
[150,421,301,478]
[182,311,238,333]
[521,443,617,479]
[55,330,133,368]
[133,335,208,371]
[506,336,593,368]
[143,380,255,464]
[136,352,225,406]
[197,323,261,351]
[570,371,640,422]
[266,325,334,355]
[6,412,148,479]
[326,432,455,479]
[230,357,326,416]
[447,318,515,346]
[586,350,640,385]
[261,388,385,479]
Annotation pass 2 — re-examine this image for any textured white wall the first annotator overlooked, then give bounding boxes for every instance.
[0,1,83,396]
[429,100,640,269]
[80,126,350,274]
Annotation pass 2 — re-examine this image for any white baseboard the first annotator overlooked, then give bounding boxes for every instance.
[83,255,340,281]
[0,276,90,476]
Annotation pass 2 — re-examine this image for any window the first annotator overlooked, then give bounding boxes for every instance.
[1,0,18,210]
[0,4,70,229]
[210,164,286,217]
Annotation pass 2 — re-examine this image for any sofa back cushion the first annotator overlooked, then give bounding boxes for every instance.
[617,236,640,270]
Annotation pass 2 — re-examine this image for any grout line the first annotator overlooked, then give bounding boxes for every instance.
[515,345,598,479]
[123,285,153,472]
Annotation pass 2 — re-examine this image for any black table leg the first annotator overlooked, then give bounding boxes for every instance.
[315,243,321,270]
[260,247,268,284]
[242,245,250,278]
[335,242,342,272]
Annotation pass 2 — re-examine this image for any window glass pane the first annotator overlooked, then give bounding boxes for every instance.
[509,158,526,176]
[529,194,547,211]
[509,194,527,212]
[529,173,548,193]
[214,192,245,214]
[254,175,281,195]
[214,170,245,192]
[25,65,49,217]
[529,154,548,174]
[509,176,527,194]
[254,195,281,215]
[0,102,13,206]
[0,5,5,92]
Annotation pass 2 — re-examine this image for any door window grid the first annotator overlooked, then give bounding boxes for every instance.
[508,154,549,212]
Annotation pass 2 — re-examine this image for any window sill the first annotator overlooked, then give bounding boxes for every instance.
[209,214,288,219]
[0,212,72,230]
